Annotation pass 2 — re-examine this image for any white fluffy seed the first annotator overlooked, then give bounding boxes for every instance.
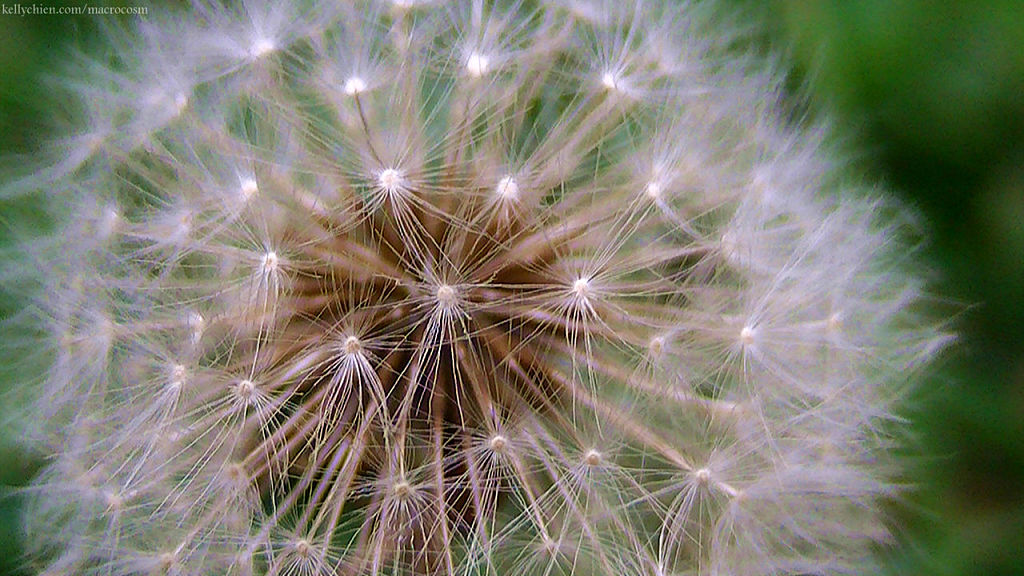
[343,335,362,355]
[344,76,367,95]
[378,168,405,194]
[489,435,507,453]
[250,38,276,58]
[436,285,457,306]
[495,175,519,201]
[466,52,490,77]
[601,71,619,91]
[240,177,259,199]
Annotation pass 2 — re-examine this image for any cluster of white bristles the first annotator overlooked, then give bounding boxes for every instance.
[4,1,949,575]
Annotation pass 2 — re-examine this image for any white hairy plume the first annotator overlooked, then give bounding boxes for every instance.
[3,1,949,575]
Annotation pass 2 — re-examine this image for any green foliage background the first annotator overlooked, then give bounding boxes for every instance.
[1,1,1021,575]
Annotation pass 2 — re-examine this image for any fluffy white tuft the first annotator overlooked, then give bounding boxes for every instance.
[4,1,949,575]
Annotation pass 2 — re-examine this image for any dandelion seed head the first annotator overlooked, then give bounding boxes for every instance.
[12,2,947,575]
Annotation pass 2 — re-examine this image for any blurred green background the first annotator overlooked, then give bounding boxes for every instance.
[1,1,1022,575]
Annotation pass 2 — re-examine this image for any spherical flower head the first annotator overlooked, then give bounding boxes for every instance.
[8,1,950,576]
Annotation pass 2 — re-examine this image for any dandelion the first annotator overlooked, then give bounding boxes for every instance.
[5,1,950,575]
